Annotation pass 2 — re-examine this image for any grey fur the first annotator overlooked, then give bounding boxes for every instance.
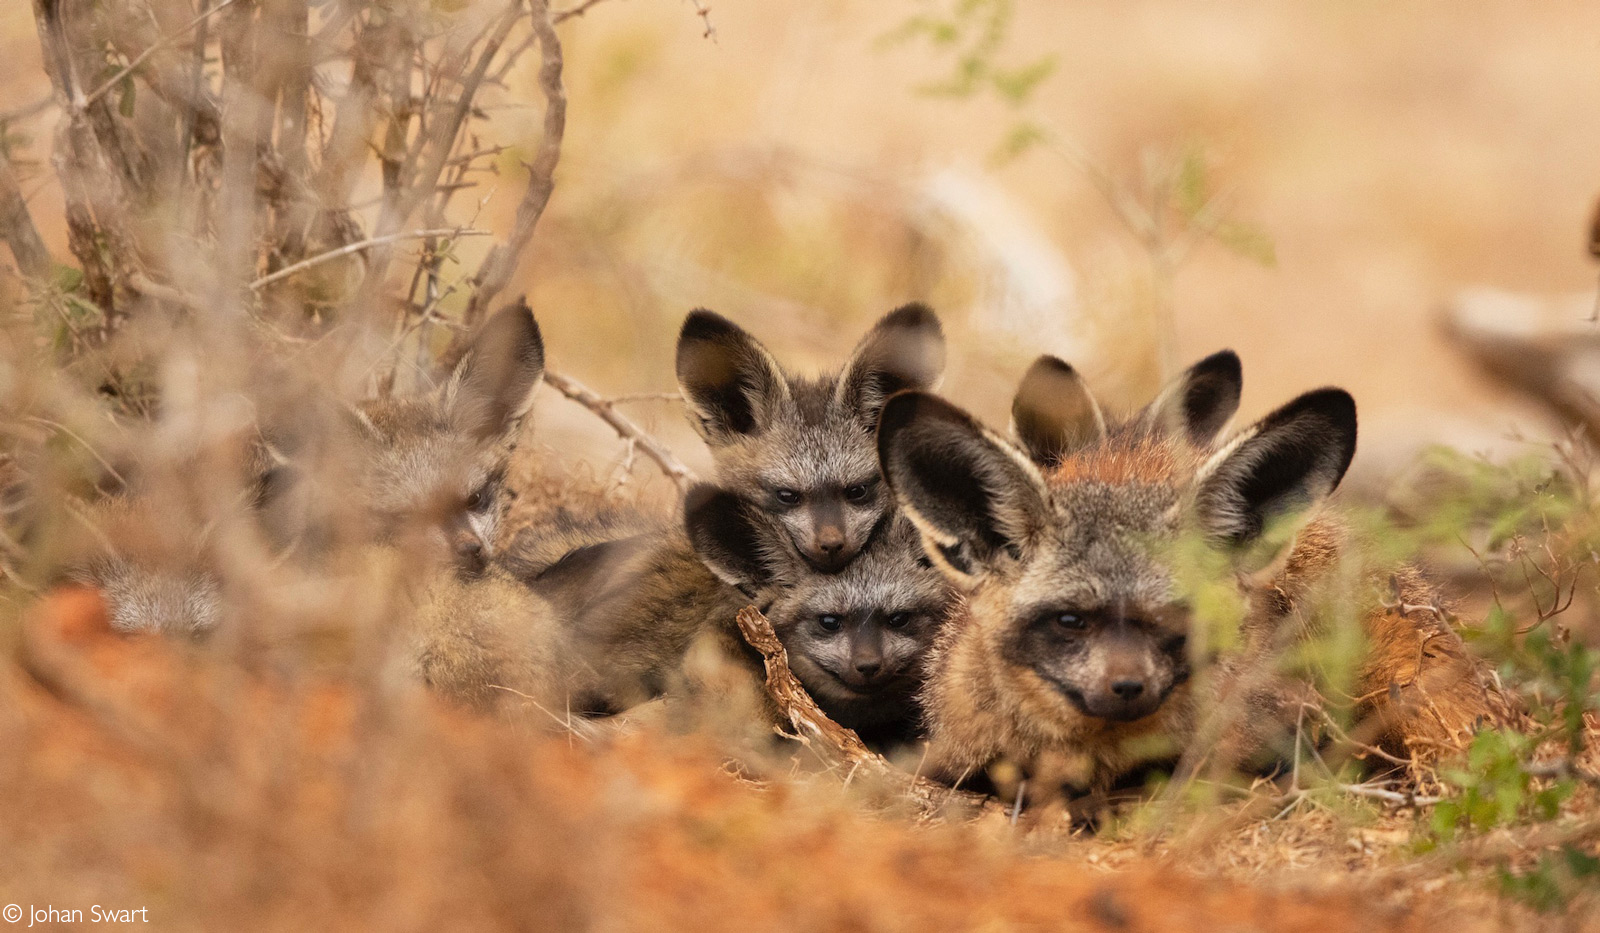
[676,305,944,573]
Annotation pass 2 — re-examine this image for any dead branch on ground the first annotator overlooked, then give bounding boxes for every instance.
[734,605,998,820]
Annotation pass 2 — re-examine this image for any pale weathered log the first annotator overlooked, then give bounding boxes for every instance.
[1440,288,1600,445]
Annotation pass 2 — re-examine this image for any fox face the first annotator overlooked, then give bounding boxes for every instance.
[878,350,1359,782]
[344,302,545,574]
[241,301,545,581]
[676,304,944,573]
[685,486,953,734]
[80,301,545,635]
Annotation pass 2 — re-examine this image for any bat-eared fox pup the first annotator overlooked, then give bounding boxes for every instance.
[877,351,1498,803]
[82,300,544,634]
[686,485,954,745]
[333,299,544,576]
[479,481,951,745]
[676,304,944,573]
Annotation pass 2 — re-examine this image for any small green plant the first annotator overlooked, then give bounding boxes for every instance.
[879,0,1057,108]
[1428,729,1573,842]
[1498,846,1600,914]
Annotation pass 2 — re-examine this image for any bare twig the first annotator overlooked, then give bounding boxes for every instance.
[0,147,50,278]
[0,95,54,126]
[373,0,523,269]
[1331,781,1446,807]
[463,0,565,327]
[733,606,999,820]
[609,391,682,404]
[685,0,717,41]
[552,0,618,25]
[487,684,604,740]
[541,369,695,493]
[1297,701,1413,768]
[250,227,490,291]
[79,0,242,112]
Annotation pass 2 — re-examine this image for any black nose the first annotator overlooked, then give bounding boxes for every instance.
[854,658,882,677]
[1110,679,1145,700]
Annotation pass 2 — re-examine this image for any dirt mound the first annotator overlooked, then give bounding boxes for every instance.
[0,587,1541,932]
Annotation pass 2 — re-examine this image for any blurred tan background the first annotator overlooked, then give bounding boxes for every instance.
[6,0,1598,491]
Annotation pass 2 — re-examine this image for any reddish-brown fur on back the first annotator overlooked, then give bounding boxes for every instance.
[1229,518,1501,766]
[1044,433,1194,489]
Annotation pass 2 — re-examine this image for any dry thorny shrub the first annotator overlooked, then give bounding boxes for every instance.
[0,0,1598,929]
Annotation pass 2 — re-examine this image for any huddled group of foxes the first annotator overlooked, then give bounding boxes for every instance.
[75,300,1505,806]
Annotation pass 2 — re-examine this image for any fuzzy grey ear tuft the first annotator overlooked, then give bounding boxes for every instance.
[1141,349,1243,447]
[877,391,1048,584]
[684,484,784,593]
[447,298,545,443]
[1195,387,1357,546]
[676,310,790,444]
[1010,355,1106,469]
[837,303,946,426]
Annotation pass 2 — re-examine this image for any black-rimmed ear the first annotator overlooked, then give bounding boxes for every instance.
[877,391,1049,587]
[676,310,790,444]
[684,484,785,594]
[1194,388,1357,548]
[445,298,545,443]
[836,303,946,427]
[1010,355,1105,469]
[1140,350,1242,447]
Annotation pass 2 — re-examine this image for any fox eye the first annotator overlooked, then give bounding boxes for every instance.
[887,612,911,629]
[466,486,492,512]
[774,489,801,506]
[818,614,842,632]
[844,483,871,502]
[1053,612,1086,631]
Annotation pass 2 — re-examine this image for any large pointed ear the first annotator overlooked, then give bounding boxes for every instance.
[684,484,787,595]
[1010,355,1105,469]
[877,391,1050,587]
[836,303,946,426]
[676,310,790,444]
[1194,388,1357,552]
[1139,349,1242,447]
[445,298,545,443]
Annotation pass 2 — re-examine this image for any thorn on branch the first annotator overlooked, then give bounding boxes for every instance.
[685,0,717,41]
[552,0,617,25]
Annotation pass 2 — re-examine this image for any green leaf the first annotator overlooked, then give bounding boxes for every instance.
[1174,150,1210,218]
[990,56,1057,106]
[1215,221,1277,268]
[51,264,84,293]
[1564,846,1600,878]
[991,120,1047,165]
